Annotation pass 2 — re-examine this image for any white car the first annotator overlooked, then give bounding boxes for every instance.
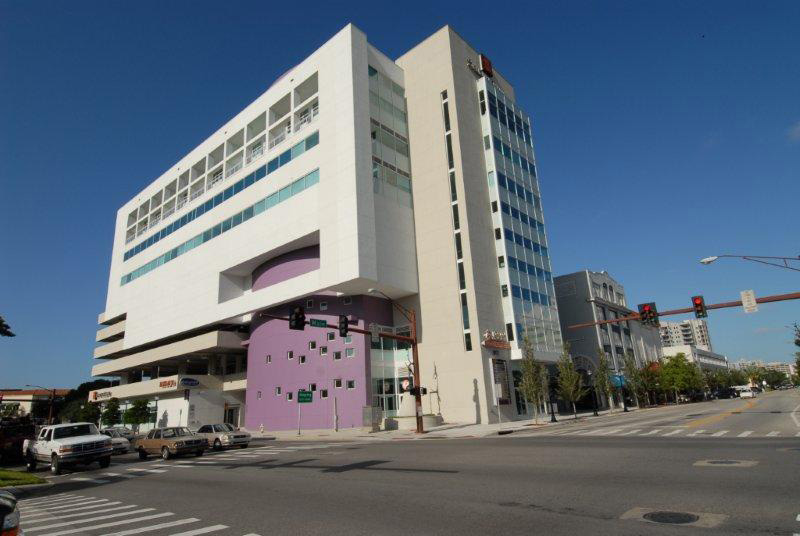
[739,388,756,398]
[101,428,131,454]
[193,424,251,450]
[23,422,113,475]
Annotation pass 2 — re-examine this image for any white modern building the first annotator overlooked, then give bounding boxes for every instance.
[660,319,713,351]
[662,345,728,371]
[90,24,562,430]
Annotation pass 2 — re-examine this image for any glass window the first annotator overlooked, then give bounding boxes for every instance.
[445,134,454,169]
[452,205,460,230]
[464,332,473,351]
[458,263,466,290]
[454,233,463,259]
[460,293,470,330]
[345,348,355,358]
[442,102,451,132]
[449,171,457,201]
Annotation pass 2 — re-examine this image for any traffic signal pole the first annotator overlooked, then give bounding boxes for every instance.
[567,291,800,330]
[259,309,425,434]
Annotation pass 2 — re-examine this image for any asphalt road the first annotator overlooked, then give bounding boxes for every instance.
[11,389,800,536]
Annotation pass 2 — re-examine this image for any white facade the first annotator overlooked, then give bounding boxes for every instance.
[660,319,713,351]
[662,344,728,371]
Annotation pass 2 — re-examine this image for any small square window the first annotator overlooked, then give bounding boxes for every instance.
[287,392,293,401]
[320,346,328,356]
[309,383,317,392]
[275,387,282,396]
[320,301,328,311]
[321,389,329,398]
[344,335,352,344]
[309,341,316,350]
[257,391,262,400]
[333,351,342,360]
[498,256,505,268]
[306,299,314,308]
[343,296,352,305]
[501,284,509,297]
[334,379,342,388]
[491,201,498,213]
[287,350,294,360]
[345,348,355,358]
[299,355,306,364]
[327,332,335,341]
[346,380,355,390]
[494,228,502,240]
[265,355,271,364]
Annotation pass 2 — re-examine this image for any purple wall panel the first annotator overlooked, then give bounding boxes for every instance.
[244,295,393,431]
[252,245,320,291]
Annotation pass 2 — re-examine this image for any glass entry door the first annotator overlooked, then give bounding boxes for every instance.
[224,406,240,427]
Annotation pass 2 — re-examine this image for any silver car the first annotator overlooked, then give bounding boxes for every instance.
[101,428,131,454]
[194,424,250,450]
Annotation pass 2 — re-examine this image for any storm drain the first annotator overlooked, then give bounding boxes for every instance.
[643,511,699,524]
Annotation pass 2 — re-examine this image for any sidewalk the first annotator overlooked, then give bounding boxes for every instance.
[251,405,645,442]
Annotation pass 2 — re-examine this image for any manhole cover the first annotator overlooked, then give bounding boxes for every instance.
[706,460,738,465]
[643,511,700,524]
[685,414,702,417]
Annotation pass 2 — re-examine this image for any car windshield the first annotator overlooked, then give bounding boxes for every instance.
[162,427,193,438]
[53,424,98,439]
[102,430,119,438]
[221,424,235,432]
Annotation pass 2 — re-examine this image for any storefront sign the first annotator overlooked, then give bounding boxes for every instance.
[180,378,200,387]
[94,391,112,400]
[159,379,177,389]
[482,329,511,350]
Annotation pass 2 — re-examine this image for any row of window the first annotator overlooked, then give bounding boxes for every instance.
[120,168,320,285]
[506,255,552,282]
[499,201,544,236]
[124,131,319,262]
[503,227,549,257]
[492,135,536,179]
[486,90,533,148]
[509,284,551,306]
[256,379,357,402]
[497,172,541,212]
[266,346,356,363]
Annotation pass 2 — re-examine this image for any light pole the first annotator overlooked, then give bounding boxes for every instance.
[153,396,159,427]
[700,254,800,272]
[586,370,599,416]
[26,384,55,424]
[367,288,424,434]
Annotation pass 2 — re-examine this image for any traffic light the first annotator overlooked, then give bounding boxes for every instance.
[338,315,349,338]
[408,386,428,397]
[288,306,306,330]
[0,315,14,337]
[691,295,708,318]
[637,302,659,327]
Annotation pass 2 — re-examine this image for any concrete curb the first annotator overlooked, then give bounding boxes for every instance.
[0,481,54,497]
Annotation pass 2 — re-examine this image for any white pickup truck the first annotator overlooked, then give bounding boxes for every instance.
[23,422,113,475]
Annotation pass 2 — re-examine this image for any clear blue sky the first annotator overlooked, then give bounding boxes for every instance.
[1,0,798,388]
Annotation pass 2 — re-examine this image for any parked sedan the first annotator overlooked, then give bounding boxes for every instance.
[100,428,131,454]
[193,424,251,450]
[134,427,207,460]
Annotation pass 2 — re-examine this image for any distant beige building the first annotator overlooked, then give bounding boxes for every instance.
[0,389,70,417]
[660,319,713,351]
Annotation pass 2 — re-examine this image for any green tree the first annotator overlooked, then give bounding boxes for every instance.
[622,350,645,407]
[58,400,101,423]
[640,361,662,405]
[123,400,151,432]
[519,336,548,424]
[101,398,121,426]
[661,353,703,402]
[594,348,614,412]
[762,369,786,389]
[742,366,764,386]
[729,368,748,385]
[556,343,587,419]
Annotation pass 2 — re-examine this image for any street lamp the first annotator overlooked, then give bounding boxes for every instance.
[26,384,56,424]
[367,288,424,434]
[153,396,159,427]
[586,370,599,416]
[699,254,800,272]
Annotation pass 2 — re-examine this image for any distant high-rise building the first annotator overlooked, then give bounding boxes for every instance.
[660,319,713,351]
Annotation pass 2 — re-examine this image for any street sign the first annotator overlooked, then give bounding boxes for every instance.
[298,390,313,403]
[309,318,327,328]
[740,290,758,313]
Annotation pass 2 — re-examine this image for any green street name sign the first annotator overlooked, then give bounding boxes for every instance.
[309,319,327,328]
[298,390,313,403]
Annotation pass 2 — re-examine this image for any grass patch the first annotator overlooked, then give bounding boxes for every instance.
[0,469,46,487]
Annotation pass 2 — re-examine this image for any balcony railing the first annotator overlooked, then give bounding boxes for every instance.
[246,143,264,164]
[268,130,288,149]
[225,161,243,178]
[208,171,224,189]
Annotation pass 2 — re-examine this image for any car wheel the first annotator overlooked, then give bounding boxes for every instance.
[99,456,111,469]
[213,439,222,451]
[195,449,204,457]
[51,454,62,475]
[161,447,171,460]
[138,448,148,460]
[26,454,37,472]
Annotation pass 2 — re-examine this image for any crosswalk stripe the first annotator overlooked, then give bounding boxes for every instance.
[711,431,728,437]
[98,517,199,536]
[22,502,123,518]
[619,429,641,436]
[168,464,193,468]
[101,473,137,479]
[24,508,156,532]
[29,499,110,512]
[70,478,110,484]
[193,461,219,465]
[126,468,167,473]
[21,495,82,506]
[19,497,98,511]
[168,524,228,536]
[21,505,138,524]
[663,429,683,436]
[688,430,706,436]
[738,431,754,437]
[640,430,661,436]
[795,432,800,437]
[766,431,780,437]
[39,511,174,536]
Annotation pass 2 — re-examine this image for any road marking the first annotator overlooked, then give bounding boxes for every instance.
[21,495,82,506]
[168,524,228,536]
[29,499,110,512]
[686,398,760,429]
[24,508,156,532]
[688,429,707,436]
[22,502,123,518]
[640,429,662,436]
[168,464,193,468]
[194,461,219,465]
[711,431,728,437]
[588,428,622,435]
[767,431,780,437]
[619,429,641,436]
[737,431,754,437]
[40,512,174,536]
[99,517,199,536]
[126,468,167,473]
[101,473,137,479]
[19,497,98,511]
[21,505,138,524]
[795,432,800,437]
[663,429,683,436]
[791,403,800,428]
[70,477,110,484]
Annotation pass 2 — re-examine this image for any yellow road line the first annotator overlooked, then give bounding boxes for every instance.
[686,399,760,429]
